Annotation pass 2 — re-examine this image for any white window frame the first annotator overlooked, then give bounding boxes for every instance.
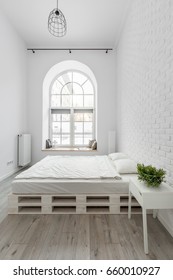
[49,70,96,148]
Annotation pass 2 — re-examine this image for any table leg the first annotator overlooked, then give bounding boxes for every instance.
[153,210,157,219]
[142,207,148,254]
[128,191,132,219]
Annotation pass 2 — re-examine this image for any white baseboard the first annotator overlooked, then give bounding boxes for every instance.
[0,168,20,182]
[0,165,30,183]
[158,213,173,238]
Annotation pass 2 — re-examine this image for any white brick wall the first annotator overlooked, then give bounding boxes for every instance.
[116,0,173,234]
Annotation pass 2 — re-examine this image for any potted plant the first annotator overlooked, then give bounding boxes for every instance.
[137,163,166,187]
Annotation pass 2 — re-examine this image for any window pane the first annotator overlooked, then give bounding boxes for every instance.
[74,113,83,121]
[75,122,83,133]
[52,80,62,94]
[73,95,83,107]
[84,135,92,145]
[52,122,61,133]
[83,80,94,94]
[62,135,70,145]
[73,83,83,95]
[62,83,73,95]
[51,95,60,107]
[62,114,70,121]
[58,72,72,85]
[52,136,61,146]
[84,122,92,133]
[75,135,83,145]
[84,96,94,107]
[62,95,72,107]
[84,113,93,122]
[73,72,87,85]
[62,122,70,133]
[52,114,61,121]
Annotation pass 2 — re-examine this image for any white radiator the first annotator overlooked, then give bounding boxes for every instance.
[18,134,31,167]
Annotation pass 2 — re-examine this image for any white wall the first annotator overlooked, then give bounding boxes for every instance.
[0,10,27,181]
[27,51,116,163]
[116,0,173,235]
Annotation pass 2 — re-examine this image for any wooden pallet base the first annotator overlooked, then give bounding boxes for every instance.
[8,193,143,214]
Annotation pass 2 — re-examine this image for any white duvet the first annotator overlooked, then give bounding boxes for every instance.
[16,156,121,180]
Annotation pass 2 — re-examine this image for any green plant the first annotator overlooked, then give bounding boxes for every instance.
[137,163,166,187]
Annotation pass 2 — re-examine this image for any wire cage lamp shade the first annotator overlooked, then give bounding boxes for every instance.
[48,0,67,37]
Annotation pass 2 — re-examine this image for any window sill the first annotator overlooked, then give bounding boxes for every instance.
[42,147,97,152]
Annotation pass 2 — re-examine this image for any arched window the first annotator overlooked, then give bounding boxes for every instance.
[50,71,95,147]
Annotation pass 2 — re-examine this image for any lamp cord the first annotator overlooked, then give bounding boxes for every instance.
[57,0,58,9]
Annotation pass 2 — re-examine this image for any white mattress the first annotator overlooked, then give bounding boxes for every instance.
[12,174,137,194]
[13,155,137,194]
[15,155,121,180]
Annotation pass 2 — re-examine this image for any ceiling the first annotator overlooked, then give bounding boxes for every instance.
[0,0,128,48]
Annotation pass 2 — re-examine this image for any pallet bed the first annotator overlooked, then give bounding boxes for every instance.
[9,155,141,215]
[8,193,141,214]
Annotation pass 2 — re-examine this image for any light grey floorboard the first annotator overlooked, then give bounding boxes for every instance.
[0,175,173,260]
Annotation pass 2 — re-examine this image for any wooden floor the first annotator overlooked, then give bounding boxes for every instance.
[0,174,173,260]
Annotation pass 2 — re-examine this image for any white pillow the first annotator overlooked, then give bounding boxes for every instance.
[113,159,137,174]
[108,152,128,161]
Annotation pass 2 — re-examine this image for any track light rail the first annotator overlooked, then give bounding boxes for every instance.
[27,48,113,54]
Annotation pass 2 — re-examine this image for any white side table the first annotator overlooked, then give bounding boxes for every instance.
[128,178,173,254]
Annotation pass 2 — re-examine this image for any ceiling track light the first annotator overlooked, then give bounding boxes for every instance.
[48,0,67,37]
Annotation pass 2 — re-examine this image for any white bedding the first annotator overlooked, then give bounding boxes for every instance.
[16,155,121,180]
